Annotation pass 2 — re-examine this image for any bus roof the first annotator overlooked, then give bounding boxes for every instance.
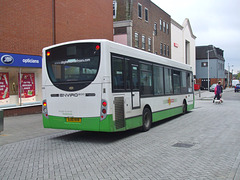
[42,39,192,72]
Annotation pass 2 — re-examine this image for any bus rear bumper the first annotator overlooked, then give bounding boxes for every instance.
[42,114,116,132]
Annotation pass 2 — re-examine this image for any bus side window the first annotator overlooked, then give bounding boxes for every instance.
[112,56,124,90]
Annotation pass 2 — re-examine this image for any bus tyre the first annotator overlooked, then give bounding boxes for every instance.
[142,108,152,132]
[182,101,187,115]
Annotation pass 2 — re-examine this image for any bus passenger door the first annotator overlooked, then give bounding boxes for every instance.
[131,64,140,109]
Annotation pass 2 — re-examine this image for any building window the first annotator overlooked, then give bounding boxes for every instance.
[145,8,149,22]
[202,62,208,67]
[138,3,142,19]
[154,23,157,35]
[160,43,163,55]
[148,38,152,52]
[160,19,162,31]
[113,1,117,19]
[166,23,169,34]
[164,44,166,55]
[135,32,139,48]
[163,21,166,33]
[142,35,146,50]
[167,45,169,57]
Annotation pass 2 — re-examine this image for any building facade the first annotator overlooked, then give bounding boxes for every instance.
[113,0,171,58]
[171,18,196,75]
[196,45,225,89]
[0,0,113,113]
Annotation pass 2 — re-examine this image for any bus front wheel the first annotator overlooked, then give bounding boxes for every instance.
[142,108,152,132]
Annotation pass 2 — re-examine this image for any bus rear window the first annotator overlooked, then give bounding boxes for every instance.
[45,43,100,91]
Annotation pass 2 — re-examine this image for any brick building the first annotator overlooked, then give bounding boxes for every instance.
[113,0,171,58]
[0,0,113,115]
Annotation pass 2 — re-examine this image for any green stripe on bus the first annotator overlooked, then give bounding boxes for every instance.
[43,103,194,132]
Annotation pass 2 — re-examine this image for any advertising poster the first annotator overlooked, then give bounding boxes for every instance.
[0,72,10,102]
[19,73,35,99]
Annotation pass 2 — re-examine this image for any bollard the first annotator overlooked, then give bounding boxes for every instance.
[0,110,3,132]
[199,89,201,98]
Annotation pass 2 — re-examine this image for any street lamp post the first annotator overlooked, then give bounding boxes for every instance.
[207,49,214,91]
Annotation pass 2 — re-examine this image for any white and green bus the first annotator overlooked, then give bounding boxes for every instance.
[42,39,194,132]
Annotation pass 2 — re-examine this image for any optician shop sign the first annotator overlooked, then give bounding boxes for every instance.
[0,52,42,68]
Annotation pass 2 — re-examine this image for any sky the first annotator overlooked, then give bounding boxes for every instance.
[151,0,240,74]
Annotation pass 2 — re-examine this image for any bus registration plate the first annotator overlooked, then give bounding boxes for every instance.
[66,117,82,123]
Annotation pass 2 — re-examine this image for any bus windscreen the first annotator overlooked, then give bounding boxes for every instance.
[45,43,100,91]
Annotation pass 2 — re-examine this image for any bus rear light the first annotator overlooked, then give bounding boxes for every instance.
[102,109,106,114]
[100,99,107,121]
[42,99,49,119]
[95,45,100,50]
[102,101,107,107]
[46,51,51,56]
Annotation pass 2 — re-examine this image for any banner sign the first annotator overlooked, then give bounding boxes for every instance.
[0,52,42,68]
[0,72,10,100]
[19,73,35,98]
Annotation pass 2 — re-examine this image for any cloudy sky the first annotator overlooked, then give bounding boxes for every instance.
[152,0,240,74]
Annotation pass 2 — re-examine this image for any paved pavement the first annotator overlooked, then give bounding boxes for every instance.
[0,88,240,179]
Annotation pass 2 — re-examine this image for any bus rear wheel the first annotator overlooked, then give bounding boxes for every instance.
[142,108,152,132]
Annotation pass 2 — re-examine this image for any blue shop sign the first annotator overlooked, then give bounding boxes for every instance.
[0,52,42,68]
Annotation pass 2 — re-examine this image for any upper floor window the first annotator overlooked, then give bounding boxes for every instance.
[145,8,149,22]
[148,38,152,52]
[160,19,162,31]
[142,35,146,50]
[167,45,169,57]
[113,1,117,19]
[154,23,157,35]
[166,23,169,34]
[135,32,139,48]
[138,3,142,19]
[164,44,166,56]
[163,21,166,33]
[201,62,208,67]
[160,43,163,55]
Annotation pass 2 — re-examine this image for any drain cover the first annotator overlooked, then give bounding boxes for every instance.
[172,142,194,148]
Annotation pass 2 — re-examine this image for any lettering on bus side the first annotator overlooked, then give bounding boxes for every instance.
[59,93,85,97]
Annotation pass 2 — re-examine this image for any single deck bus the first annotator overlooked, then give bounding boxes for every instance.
[42,39,194,132]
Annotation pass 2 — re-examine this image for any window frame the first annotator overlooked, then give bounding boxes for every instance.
[135,32,139,48]
[154,23,157,35]
[160,19,162,31]
[142,35,146,50]
[148,37,152,52]
[145,8,149,22]
[138,3,142,19]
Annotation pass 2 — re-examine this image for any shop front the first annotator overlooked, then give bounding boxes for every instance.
[0,52,42,114]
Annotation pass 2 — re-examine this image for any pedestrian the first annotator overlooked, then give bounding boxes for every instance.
[216,81,222,100]
[213,85,217,103]
[213,81,222,103]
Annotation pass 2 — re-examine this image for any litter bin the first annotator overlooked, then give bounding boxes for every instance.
[0,110,3,132]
